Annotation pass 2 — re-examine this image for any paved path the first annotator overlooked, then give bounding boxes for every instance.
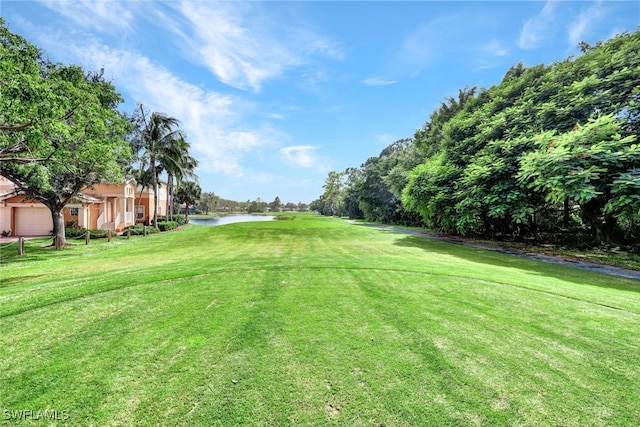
[348,221,640,281]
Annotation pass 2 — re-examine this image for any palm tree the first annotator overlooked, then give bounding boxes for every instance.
[160,136,199,221]
[175,181,202,223]
[135,106,185,228]
[131,167,153,223]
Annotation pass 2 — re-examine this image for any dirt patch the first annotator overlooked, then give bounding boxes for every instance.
[326,403,341,417]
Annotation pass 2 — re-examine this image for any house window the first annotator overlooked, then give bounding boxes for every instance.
[70,207,79,216]
[136,206,145,220]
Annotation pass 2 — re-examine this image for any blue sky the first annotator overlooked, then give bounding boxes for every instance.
[3,1,639,204]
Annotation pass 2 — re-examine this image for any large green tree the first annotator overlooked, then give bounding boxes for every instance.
[402,30,640,242]
[175,181,202,223]
[0,21,131,245]
[314,171,345,216]
[519,115,639,244]
[197,191,218,215]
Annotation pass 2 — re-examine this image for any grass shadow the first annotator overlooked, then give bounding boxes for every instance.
[386,230,640,295]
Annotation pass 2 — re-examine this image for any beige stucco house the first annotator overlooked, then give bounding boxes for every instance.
[0,176,167,237]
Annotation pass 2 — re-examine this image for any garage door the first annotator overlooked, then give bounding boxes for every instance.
[15,207,52,236]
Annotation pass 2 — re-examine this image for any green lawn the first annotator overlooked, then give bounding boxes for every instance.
[1,214,639,426]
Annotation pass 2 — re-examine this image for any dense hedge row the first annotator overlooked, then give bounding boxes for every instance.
[314,30,640,248]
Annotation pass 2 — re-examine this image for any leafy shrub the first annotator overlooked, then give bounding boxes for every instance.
[173,215,187,225]
[157,221,178,231]
[65,228,109,239]
[124,224,159,235]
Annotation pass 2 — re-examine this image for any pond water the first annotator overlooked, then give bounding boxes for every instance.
[190,215,275,226]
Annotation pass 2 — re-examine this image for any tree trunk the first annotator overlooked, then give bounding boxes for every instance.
[150,155,159,229]
[166,173,174,222]
[184,198,190,223]
[136,186,145,224]
[50,207,66,247]
[581,199,613,245]
[563,198,570,228]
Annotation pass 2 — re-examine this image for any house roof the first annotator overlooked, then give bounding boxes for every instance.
[71,193,104,204]
[0,192,19,203]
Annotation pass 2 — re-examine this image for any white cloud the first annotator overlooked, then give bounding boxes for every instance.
[471,39,510,71]
[266,113,286,120]
[362,77,397,87]
[168,1,342,92]
[280,145,319,168]
[37,0,136,33]
[484,39,509,57]
[29,24,282,179]
[567,1,605,47]
[518,0,558,49]
[396,18,449,72]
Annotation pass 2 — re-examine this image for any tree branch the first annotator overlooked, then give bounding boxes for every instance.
[0,121,33,131]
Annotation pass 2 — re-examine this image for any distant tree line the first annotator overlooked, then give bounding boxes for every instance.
[197,193,309,215]
[313,30,640,248]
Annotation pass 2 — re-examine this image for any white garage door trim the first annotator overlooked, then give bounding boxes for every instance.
[0,207,11,234]
[15,207,52,236]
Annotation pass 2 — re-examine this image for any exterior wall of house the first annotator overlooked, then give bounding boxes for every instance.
[0,195,53,236]
[0,176,13,235]
[85,181,136,232]
[0,176,15,195]
[0,206,11,235]
[134,184,168,224]
[0,177,143,236]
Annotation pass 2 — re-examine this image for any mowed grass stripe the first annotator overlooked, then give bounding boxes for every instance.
[1,214,639,425]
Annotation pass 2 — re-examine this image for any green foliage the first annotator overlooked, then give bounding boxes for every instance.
[124,223,159,235]
[315,140,424,224]
[314,30,640,245]
[269,196,282,211]
[274,215,295,221]
[398,29,640,243]
[157,221,178,231]
[402,153,460,232]
[65,228,109,239]
[175,180,201,220]
[246,198,267,213]
[519,115,639,242]
[130,107,193,227]
[172,214,187,226]
[312,171,345,216]
[197,192,218,215]
[1,20,132,244]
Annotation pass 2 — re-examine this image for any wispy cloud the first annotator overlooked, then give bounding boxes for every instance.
[472,39,510,71]
[37,0,136,33]
[280,145,319,168]
[265,113,286,120]
[395,14,459,74]
[168,1,342,92]
[26,22,282,178]
[362,77,396,87]
[518,0,558,49]
[567,1,605,47]
[484,39,509,57]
